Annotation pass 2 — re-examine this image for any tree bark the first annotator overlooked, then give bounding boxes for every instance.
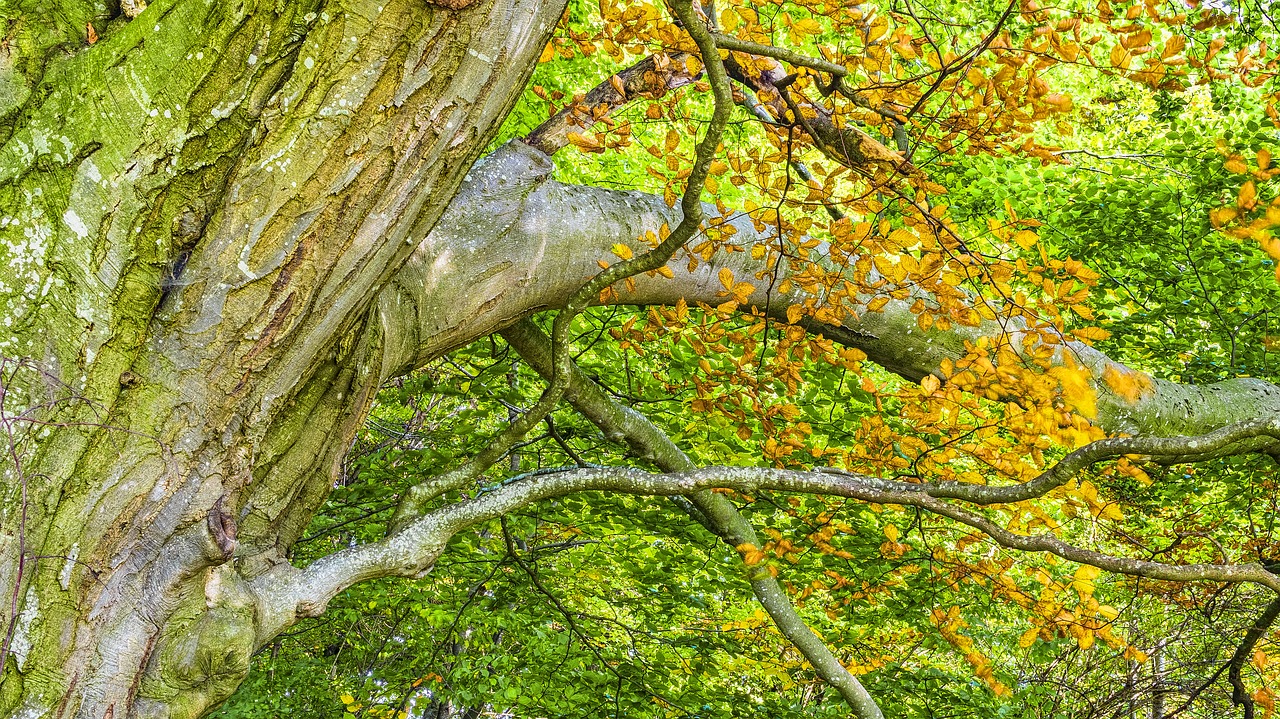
[0,1,562,716]
[3,3,1280,719]
[387,138,1280,441]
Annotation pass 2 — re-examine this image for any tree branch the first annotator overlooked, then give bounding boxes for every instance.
[524,52,701,155]
[381,140,1280,447]
[388,4,738,529]
[501,319,885,718]
[268,459,1280,636]
[1228,595,1280,719]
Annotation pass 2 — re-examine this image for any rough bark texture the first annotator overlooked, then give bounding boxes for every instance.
[0,0,563,716]
[3,2,1280,718]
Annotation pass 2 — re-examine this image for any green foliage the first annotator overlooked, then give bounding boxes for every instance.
[218,0,1280,716]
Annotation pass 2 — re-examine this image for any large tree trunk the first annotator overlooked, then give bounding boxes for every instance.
[0,1,561,716]
[5,2,1280,719]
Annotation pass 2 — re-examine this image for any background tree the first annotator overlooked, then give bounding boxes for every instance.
[4,0,1280,718]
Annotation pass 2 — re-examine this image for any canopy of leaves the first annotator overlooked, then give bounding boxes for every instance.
[215,0,1280,716]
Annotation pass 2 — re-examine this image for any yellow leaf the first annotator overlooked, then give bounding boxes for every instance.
[920,375,940,394]
[1226,157,1251,174]
[340,695,355,705]
[1070,326,1111,343]
[1240,180,1258,210]
[786,304,803,324]
[1075,565,1101,581]
[665,129,680,154]
[1019,627,1040,648]
[1076,629,1095,650]
[792,17,822,36]
[1260,149,1273,171]
[1048,364,1097,419]
[884,524,900,542]
[1013,230,1038,250]
[611,243,633,260]
[718,267,735,291]
[888,228,916,249]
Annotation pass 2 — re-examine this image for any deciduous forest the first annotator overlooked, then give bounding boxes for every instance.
[3,0,1280,717]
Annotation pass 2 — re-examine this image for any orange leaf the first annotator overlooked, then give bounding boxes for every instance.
[1110,44,1132,70]
[665,129,680,154]
[718,267,735,291]
[567,132,604,153]
[1225,157,1250,174]
[1102,365,1155,403]
[1239,181,1258,210]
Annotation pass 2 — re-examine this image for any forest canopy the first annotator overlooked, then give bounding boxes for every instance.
[4,0,1280,717]
[203,0,1280,716]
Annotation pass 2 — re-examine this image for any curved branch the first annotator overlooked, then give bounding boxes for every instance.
[1229,595,1280,719]
[927,416,1280,505]
[380,140,1280,446]
[268,461,1280,633]
[389,3,738,527]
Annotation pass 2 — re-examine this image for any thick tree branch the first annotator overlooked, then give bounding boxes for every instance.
[389,1,738,529]
[381,140,1280,447]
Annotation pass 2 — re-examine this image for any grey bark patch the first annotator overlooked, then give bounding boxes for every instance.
[121,0,147,18]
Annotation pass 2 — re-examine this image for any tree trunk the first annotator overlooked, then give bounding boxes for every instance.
[0,1,561,716]
[5,3,1280,719]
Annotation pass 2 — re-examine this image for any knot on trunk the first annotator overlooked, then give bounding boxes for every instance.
[134,607,256,719]
[206,496,238,562]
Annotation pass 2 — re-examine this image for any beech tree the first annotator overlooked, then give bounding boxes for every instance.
[4,0,1280,717]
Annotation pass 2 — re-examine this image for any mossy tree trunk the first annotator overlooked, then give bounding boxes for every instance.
[5,2,1280,719]
[0,1,562,716]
